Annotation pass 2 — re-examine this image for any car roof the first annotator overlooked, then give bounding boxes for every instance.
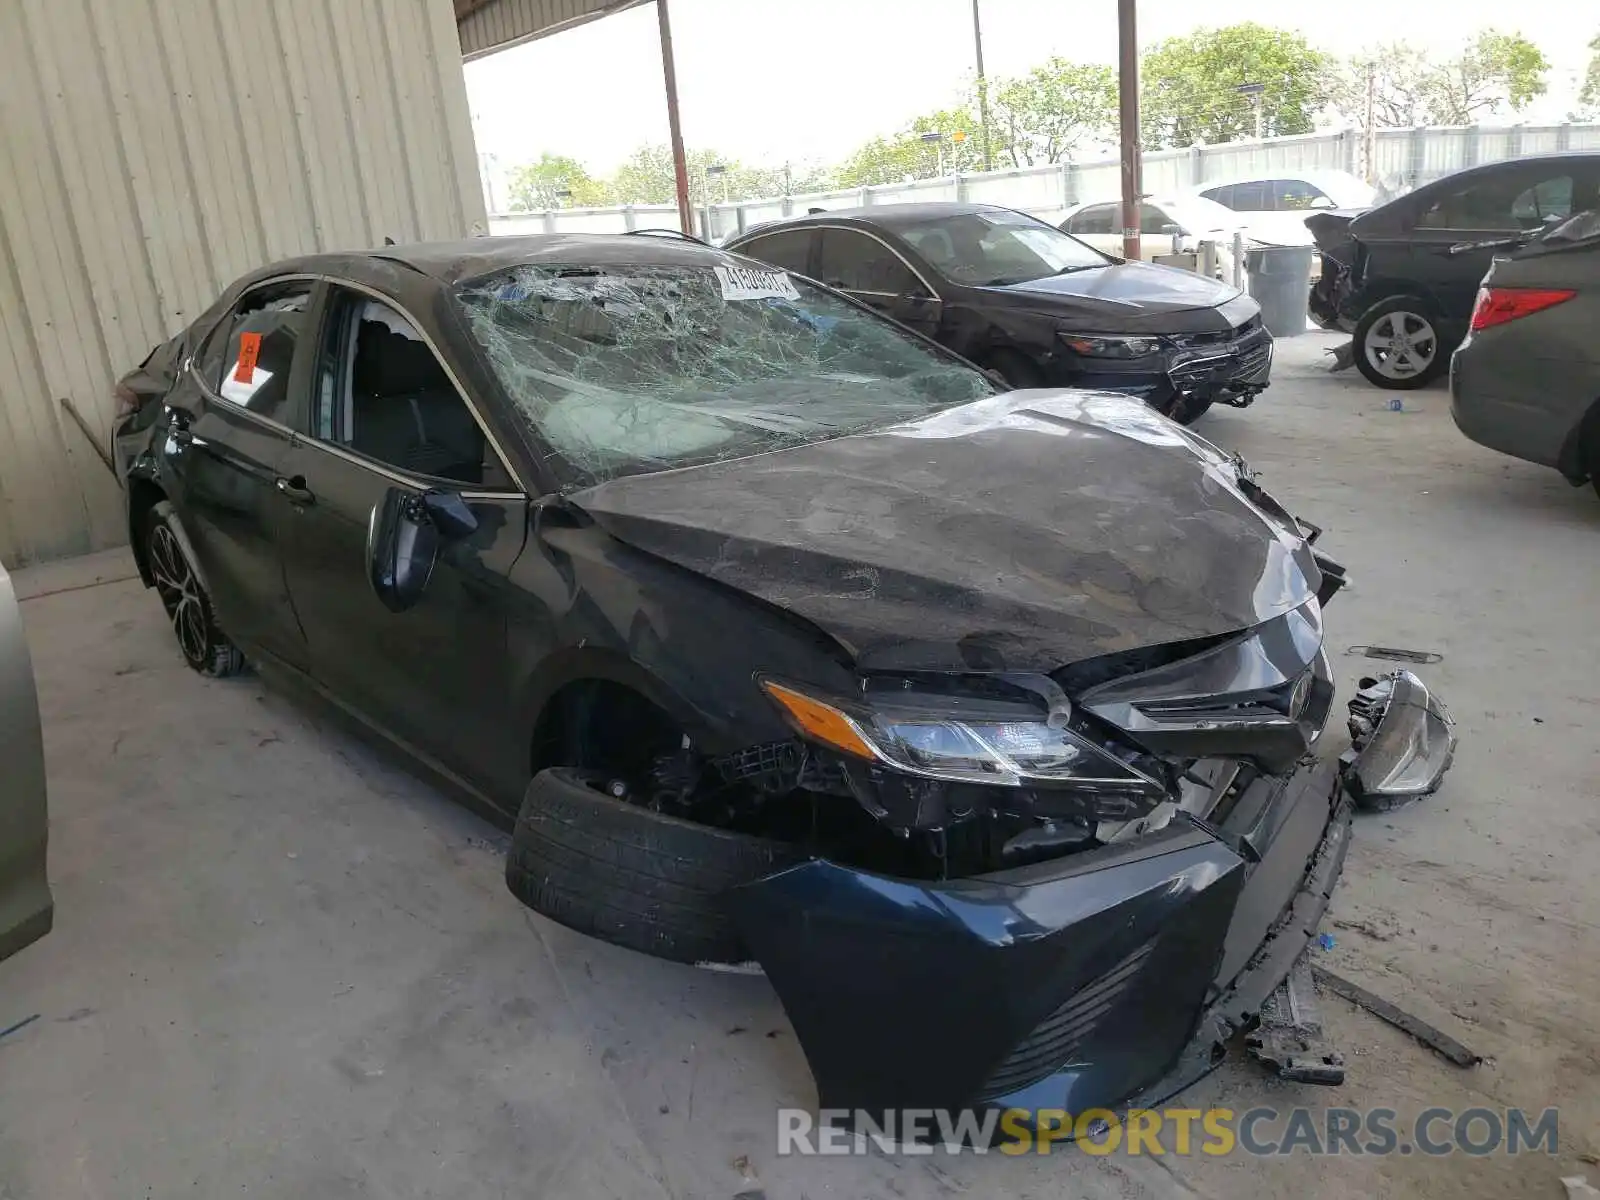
[729,202,1015,238]
[1194,167,1369,190]
[255,232,743,288]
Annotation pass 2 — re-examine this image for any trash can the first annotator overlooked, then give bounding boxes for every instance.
[1244,245,1316,337]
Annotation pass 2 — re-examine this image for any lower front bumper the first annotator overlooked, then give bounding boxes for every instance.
[730,757,1352,1117]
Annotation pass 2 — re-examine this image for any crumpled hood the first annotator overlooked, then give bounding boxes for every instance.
[569,391,1318,673]
[990,260,1240,313]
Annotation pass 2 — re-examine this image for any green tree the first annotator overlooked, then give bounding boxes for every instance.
[1140,24,1333,148]
[1332,33,1549,134]
[1328,45,1436,131]
[608,145,809,206]
[505,153,611,210]
[835,107,984,187]
[989,60,1118,166]
[1418,30,1548,124]
[1583,33,1600,114]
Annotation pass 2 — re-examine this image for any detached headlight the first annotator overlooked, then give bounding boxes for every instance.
[760,679,1161,793]
[1058,331,1166,359]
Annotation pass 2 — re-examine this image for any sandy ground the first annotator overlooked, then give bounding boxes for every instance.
[2,331,1597,1199]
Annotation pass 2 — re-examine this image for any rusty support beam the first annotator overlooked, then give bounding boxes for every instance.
[656,0,695,237]
[1117,0,1142,261]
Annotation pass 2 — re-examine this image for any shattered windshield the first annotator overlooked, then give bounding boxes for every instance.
[897,208,1108,287]
[456,262,995,487]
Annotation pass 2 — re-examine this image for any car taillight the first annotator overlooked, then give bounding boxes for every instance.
[1469,287,1576,332]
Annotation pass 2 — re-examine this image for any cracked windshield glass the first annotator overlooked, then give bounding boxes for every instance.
[457,261,994,487]
[897,208,1108,286]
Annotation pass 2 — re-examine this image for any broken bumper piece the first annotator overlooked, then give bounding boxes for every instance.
[1339,670,1457,812]
[729,758,1352,1119]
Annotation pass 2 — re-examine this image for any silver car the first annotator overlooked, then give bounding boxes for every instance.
[0,561,52,964]
[1450,210,1600,497]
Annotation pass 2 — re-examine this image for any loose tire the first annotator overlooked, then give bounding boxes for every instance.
[1353,296,1447,390]
[144,502,246,677]
[506,768,806,965]
[1152,392,1213,425]
[985,348,1046,390]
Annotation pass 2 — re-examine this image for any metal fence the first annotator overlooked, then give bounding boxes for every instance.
[488,121,1600,242]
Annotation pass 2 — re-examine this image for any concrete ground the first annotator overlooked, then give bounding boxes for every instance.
[2,332,1598,1199]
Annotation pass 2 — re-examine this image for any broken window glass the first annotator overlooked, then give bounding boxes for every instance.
[455,263,994,487]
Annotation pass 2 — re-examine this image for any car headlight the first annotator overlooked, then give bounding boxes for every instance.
[760,679,1162,793]
[1057,331,1166,359]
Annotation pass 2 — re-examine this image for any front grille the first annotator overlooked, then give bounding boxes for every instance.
[1172,314,1262,349]
[978,939,1156,1099]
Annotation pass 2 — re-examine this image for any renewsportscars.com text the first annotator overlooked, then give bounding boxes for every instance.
[777,1106,1561,1157]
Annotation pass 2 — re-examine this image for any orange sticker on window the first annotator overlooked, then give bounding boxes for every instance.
[233,331,261,383]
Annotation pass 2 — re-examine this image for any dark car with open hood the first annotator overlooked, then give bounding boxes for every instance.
[112,233,1455,1131]
[726,202,1272,424]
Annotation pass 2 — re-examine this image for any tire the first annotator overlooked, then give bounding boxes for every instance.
[1352,296,1448,390]
[985,348,1046,390]
[1151,392,1213,425]
[506,767,806,965]
[144,502,246,678]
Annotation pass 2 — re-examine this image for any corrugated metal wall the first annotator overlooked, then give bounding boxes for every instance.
[457,0,645,61]
[0,0,487,568]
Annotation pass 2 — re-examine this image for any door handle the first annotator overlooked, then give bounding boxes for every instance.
[275,475,315,505]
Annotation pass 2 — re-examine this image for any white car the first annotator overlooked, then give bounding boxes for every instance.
[1059,194,1247,282]
[1188,169,1376,248]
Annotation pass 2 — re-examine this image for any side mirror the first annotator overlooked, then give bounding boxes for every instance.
[366,488,478,613]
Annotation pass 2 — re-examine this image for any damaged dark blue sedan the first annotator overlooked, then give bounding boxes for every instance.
[112,233,1454,1127]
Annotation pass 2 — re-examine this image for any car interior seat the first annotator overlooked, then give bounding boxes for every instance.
[349,321,486,484]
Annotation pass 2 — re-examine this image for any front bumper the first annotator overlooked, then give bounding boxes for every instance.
[730,756,1352,1118]
[1071,325,1275,408]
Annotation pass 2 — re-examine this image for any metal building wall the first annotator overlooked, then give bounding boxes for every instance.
[0,0,487,568]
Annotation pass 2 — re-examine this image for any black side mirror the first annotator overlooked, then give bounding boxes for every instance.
[366,488,478,613]
[420,489,479,540]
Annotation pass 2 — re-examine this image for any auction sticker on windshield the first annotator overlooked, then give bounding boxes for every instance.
[715,264,801,301]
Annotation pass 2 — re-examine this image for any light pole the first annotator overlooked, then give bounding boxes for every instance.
[706,162,729,204]
[555,187,573,209]
[971,0,993,171]
[919,130,948,178]
[1236,81,1266,140]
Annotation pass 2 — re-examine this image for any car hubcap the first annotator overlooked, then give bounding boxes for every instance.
[148,524,207,664]
[1364,311,1437,379]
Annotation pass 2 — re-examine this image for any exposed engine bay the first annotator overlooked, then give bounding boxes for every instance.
[603,583,1347,883]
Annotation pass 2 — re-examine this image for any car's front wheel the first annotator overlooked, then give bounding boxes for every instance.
[144,502,246,677]
[1353,297,1447,390]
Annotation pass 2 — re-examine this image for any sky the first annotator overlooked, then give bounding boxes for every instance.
[463,0,1591,182]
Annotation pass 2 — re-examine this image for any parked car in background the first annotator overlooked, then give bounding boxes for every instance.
[0,560,52,965]
[1310,154,1600,388]
[1059,194,1245,281]
[1192,169,1375,248]
[1451,208,1600,495]
[112,232,1418,1121]
[728,202,1271,423]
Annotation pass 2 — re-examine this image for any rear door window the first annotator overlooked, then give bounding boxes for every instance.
[1199,184,1237,209]
[1417,171,1575,231]
[1066,204,1115,235]
[209,284,313,420]
[1272,179,1331,210]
